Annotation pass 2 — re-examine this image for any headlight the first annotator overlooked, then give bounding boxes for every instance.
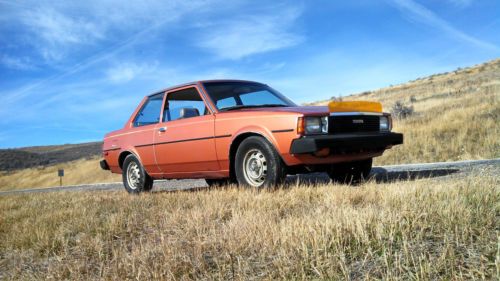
[380,116,391,131]
[303,116,328,135]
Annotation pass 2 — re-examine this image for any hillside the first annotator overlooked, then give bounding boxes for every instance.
[0,142,102,171]
[0,58,498,190]
[311,58,500,165]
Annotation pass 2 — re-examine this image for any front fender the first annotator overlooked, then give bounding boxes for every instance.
[230,125,297,166]
[231,125,280,152]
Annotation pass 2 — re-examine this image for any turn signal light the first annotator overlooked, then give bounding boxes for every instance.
[329,101,382,113]
[297,117,305,135]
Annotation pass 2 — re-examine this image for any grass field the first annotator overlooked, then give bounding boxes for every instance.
[0,173,498,280]
[0,157,121,191]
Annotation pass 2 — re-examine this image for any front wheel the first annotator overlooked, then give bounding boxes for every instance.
[122,154,154,194]
[327,158,373,184]
[235,136,286,188]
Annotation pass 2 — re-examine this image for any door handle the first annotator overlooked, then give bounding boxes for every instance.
[158,127,167,133]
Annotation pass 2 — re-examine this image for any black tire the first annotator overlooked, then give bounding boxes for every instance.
[122,154,154,194]
[327,158,373,184]
[234,136,286,188]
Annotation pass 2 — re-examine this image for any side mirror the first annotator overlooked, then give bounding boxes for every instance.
[179,107,200,119]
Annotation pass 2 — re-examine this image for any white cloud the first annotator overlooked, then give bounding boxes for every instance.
[21,7,104,61]
[105,62,158,83]
[1,55,37,71]
[391,0,498,51]
[0,1,216,105]
[197,6,304,60]
[23,8,103,46]
[9,0,218,62]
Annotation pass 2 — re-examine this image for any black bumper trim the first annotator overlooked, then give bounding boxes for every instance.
[290,132,403,154]
[100,160,110,170]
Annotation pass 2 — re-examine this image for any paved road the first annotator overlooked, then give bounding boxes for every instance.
[1,158,498,196]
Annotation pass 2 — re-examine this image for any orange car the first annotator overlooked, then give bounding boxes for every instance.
[100,80,403,193]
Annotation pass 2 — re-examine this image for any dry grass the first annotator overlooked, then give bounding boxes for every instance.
[312,58,500,165]
[374,85,499,165]
[0,174,498,280]
[0,157,120,191]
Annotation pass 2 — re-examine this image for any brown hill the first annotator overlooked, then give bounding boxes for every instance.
[0,142,102,171]
[310,58,500,165]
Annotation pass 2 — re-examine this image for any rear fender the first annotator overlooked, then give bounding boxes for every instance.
[117,146,143,171]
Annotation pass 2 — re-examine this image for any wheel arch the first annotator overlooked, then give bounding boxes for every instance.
[229,131,286,180]
[118,150,141,170]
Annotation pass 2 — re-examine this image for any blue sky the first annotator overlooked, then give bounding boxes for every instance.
[0,0,499,148]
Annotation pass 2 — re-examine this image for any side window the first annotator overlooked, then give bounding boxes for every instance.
[163,88,209,122]
[133,94,164,127]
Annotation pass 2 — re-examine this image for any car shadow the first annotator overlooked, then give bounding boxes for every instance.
[370,167,460,183]
[152,167,460,194]
[286,168,460,186]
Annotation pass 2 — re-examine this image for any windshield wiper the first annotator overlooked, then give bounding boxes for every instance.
[258,104,288,108]
[219,104,288,112]
[219,105,252,111]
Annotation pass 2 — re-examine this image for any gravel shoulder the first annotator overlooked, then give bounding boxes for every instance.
[0,158,498,196]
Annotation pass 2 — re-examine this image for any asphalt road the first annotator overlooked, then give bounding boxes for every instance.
[1,158,498,196]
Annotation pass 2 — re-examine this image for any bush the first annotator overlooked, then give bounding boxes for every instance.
[391,100,414,119]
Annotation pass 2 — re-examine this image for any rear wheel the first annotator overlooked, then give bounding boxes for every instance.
[235,136,286,188]
[122,154,154,194]
[327,158,372,184]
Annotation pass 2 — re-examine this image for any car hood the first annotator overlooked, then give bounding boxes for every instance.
[224,106,330,115]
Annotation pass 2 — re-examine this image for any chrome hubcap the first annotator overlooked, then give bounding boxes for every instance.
[243,149,267,187]
[127,162,141,189]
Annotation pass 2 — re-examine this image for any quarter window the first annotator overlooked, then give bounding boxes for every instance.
[133,94,164,127]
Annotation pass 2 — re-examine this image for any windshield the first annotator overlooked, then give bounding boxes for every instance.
[202,81,297,111]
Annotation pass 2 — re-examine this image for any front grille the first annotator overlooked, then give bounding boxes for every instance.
[328,115,380,134]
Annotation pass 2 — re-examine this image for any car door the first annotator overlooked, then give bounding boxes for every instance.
[153,86,219,175]
[124,93,164,175]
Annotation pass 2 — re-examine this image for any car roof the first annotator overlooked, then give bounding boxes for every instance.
[148,79,265,97]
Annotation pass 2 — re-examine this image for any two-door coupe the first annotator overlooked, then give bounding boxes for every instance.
[100,80,403,193]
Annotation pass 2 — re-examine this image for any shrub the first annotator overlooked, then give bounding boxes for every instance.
[391,100,414,119]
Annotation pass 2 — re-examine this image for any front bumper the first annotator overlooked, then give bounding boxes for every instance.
[290,132,403,154]
[100,159,110,170]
